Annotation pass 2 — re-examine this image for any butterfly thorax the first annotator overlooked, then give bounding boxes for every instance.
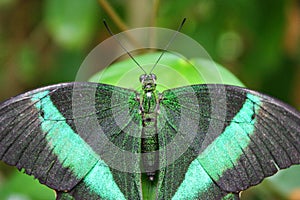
[138,74,160,181]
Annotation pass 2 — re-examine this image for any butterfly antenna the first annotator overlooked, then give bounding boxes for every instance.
[103,19,147,74]
[149,18,186,74]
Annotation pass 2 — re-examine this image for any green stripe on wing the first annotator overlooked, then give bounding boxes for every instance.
[31,91,126,200]
[173,93,261,199]
[198,93,261,181]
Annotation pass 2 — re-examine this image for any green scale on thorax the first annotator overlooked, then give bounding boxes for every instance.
[138,73,161,181]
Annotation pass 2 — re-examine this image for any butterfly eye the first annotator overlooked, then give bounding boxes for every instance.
[150,74,157,81]
[139,74,146,83]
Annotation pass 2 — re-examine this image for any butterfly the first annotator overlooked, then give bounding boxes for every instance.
[0,19,299,200]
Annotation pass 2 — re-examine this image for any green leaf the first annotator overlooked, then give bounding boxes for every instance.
[89,52,245,89]
[0,168,55,200]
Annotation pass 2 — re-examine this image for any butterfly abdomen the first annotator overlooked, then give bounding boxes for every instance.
[139,91,160,181]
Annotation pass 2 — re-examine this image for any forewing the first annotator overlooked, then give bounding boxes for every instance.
[158,84,300,199]
[0,82,142,199]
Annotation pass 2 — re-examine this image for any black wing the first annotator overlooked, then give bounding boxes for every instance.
[0,82,143,199]
[156,84,299,199]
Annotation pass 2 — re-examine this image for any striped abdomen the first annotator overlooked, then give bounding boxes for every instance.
[139,91,160,181]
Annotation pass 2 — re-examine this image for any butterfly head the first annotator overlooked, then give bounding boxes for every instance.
[140,74,157,91]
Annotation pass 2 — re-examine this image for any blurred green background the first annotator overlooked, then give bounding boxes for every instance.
[0,0,299,199]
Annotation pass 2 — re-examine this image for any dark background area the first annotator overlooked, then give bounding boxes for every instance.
[0,0,299,199]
